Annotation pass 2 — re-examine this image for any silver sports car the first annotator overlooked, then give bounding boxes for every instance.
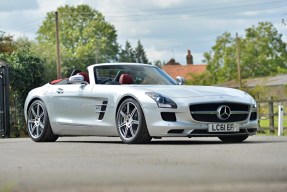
[24,63,258,144]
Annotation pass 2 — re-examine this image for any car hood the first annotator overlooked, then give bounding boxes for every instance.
[142,85,248,99]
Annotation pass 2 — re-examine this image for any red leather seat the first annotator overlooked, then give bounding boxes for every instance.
[119,74,133,84]
[50,79,63,84]
[78,72,90,83]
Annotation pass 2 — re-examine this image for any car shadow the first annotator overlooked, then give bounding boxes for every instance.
[57,140,123,144]
[56,137,287,145]
[148,140,287,145]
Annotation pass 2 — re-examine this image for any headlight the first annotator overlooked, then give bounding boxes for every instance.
[146,92,177,108]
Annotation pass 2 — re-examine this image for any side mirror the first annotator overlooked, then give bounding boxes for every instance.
[68,74,87,84]
[176,76,185,85]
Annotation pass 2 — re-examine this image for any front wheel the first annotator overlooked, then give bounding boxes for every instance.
[116,98,151,144]
[218,135,249,143]
[27,100,58,142]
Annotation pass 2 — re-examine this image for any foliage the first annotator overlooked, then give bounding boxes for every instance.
[0,31,16,54]
[118,41,135,62]
[202,22,287,85]
[118,40,150,64]
[241,22,287,77]
[0,34,44,133]
[32,40,58,81]
[14,36,33,48]
[134,40,149,63]
[242,84,268,101]
[36,4,119,77]
[186,71,213,85]
[0,45,45,107]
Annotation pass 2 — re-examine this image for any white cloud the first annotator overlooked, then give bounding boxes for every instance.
[274,23,287,42]
[0,0,38,11]
[242,11,260,16]
[37,0,66,13]
[152,0,184,8]
[146,47,170,63]
[0,0,285,64]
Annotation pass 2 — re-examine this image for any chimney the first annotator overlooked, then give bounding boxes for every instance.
[186,49,193,65]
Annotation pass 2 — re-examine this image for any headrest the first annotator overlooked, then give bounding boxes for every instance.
[78,72,89,83]
[119,74,133,84]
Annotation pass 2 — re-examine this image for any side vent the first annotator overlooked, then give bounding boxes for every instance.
[98,100,108,120]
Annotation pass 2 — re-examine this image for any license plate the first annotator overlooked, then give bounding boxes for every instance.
[208,123,240,132]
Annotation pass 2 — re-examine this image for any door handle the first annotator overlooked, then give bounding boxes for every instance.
[56,88,64,94]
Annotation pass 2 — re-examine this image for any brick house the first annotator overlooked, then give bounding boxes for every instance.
[162,50,207,80]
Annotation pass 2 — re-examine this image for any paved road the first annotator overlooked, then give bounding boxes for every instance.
[0,136,287,192]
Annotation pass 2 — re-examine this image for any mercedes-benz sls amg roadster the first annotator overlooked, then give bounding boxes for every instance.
[24,63,258,144]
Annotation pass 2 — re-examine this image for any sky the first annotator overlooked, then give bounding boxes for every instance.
[0,0,286,64]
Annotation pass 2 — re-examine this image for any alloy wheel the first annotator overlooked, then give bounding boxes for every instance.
[28,102,45,139]
[118,101,140,140]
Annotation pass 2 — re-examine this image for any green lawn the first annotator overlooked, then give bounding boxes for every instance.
[258,116,287,135]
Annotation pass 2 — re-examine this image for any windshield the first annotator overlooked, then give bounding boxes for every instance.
[94,65,176,85]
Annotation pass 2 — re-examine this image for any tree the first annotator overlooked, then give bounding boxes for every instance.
[187,71,213,86]
[118,40,150,63]
[0,31,15,54]
[0,44,46,132]
[0,45,45,105]
[36,4,119,77]
[202,22,287,85]
[203,32,236,84]
[241,22,287,76]
[118,41,136,62]
[14,36,33,48]
[134,40,149,64]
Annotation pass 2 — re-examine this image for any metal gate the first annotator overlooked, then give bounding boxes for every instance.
[0,60,10,138]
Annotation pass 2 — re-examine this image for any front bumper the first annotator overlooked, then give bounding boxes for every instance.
[142,105,258,137]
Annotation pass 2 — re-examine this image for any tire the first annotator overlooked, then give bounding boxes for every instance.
[116,98,151,144]
[218,135,249,143]
[27,100,58,142]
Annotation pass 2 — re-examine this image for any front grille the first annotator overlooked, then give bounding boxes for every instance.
[189,102,250,123]
[190,103,249,111]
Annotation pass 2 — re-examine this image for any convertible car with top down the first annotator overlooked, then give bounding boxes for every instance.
[24,63,258,144]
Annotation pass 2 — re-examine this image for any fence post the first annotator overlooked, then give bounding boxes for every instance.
[278,105,284,136]
[268,98,275,134]
[258,102,261,131]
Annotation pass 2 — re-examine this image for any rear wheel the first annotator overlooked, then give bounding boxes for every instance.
[116,98,151,144]
[218,135,249,143]
[27,100,58,142]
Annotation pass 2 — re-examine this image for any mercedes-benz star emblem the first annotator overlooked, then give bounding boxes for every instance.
[217,105,231,120]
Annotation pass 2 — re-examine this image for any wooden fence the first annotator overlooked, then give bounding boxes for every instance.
[257,98,287,133]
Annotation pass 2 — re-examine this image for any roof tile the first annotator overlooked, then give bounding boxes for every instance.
[162,64,207,80]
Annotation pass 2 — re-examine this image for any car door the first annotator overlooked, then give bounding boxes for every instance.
[50,84,96,127]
